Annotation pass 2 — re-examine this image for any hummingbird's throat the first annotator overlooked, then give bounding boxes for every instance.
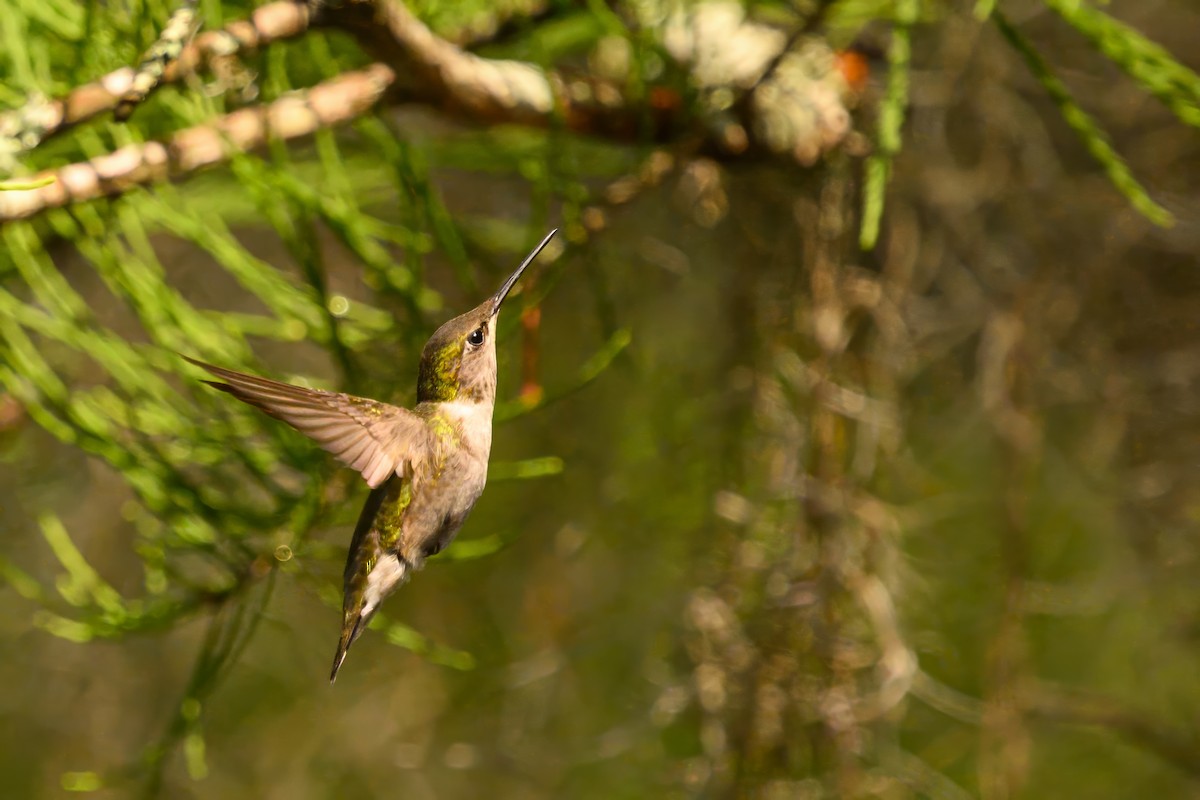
[417,340,462,402]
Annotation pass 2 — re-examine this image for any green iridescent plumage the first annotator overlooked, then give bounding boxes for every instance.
[418,341,462,402]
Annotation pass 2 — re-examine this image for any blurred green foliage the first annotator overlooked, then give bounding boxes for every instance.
[0,1,1197,798]
[859,0,1200,246]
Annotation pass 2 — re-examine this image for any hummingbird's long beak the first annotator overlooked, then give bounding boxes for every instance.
[490,229,557,317]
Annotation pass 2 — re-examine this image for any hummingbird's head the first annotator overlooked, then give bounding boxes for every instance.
[417,230,557,404]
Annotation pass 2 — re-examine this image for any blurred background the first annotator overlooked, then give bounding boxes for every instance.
[0,0,1198,797]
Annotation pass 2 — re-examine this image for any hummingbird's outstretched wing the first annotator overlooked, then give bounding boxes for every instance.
[184,357,429,488]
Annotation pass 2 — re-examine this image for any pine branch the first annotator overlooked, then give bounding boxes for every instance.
[333,0,557,125]
[0,0,858,223]
[0,65,394,220]
[114,0,203,121]
[0,1,316,154]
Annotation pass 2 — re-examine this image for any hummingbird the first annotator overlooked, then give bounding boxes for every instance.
[185,229,557,682]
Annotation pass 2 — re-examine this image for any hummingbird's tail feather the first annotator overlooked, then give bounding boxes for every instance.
[329,613,371,684]
[329,552,411,684]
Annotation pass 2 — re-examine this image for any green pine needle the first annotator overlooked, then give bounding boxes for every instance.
[1044,0,1200,130]
[993,11,1173,228]
[860,0,919,250]
[0,175,55,190]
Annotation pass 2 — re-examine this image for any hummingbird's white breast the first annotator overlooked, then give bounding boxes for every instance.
[437,398,494,459]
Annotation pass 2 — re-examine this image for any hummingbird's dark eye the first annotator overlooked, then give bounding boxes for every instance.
[467,327,485,347]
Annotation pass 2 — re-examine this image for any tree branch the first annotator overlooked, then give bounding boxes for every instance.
[0,65,393,220]
[0,0,858,221]
[335,0,556,123]
[327,0,688,140]
[114,0,203,121]
[0,1,316,156]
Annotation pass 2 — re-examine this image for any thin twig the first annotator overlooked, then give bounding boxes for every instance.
[746,0,840,94]
[115,0,203,121]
